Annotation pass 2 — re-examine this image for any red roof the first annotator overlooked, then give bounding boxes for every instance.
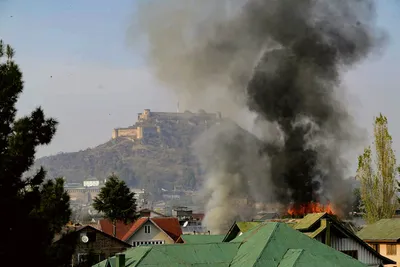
[152,217,182,242]
[122,217,148,241]
[122,217,182,242]
[99,219,134,240]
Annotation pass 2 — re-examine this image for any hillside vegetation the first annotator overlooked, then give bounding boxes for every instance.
[35,117,210,191]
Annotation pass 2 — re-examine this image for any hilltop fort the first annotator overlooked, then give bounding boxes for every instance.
[112,109,222,140]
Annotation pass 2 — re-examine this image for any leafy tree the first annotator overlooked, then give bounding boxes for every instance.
[0,41,71,266]
[356,114,399,224]
[93,174,137,236]
[351,188,363,213]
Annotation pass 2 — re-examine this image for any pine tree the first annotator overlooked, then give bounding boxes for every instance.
[93,174,137,237]
[0,40,71,266]
[357,114,399,224]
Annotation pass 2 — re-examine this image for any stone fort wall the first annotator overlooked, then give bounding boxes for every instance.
[112,109,220,140]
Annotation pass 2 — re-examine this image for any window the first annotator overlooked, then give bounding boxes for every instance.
[340,250,358,260]
[144,225,151,234]
[387,244,397,255]
[370,243,380,253]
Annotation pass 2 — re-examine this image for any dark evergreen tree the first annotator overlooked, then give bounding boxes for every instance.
[0,41,71,266]
[93,174,137,236]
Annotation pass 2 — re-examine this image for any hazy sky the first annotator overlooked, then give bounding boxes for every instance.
[0,0,400,173]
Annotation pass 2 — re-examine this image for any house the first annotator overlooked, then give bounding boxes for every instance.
[175,234,225,244]
[99,220,134,240]
[122,217,182,247]
[54,225,131,267]
[93,222,372,267]
[358,218,400,267]
[223,212,394,267]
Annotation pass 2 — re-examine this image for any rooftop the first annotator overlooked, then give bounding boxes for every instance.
[94,222,369,267]
[357,218,400,242]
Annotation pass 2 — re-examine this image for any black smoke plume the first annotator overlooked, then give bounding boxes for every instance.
[132,0,384,233]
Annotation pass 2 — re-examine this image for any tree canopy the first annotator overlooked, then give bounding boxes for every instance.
[93,174,137,236]
[356,114,399,224]
[0,40,71,266]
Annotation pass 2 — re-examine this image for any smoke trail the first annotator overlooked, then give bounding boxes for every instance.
[132,0,384,233]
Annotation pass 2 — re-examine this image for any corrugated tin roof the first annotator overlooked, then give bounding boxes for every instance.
[136,243,240,266]
[178,234,225,244]
[95,222,370,267]
[230,222,367,267]
[293,213,326,231]
[358,218,400,241]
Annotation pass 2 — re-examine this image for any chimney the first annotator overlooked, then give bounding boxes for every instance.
[116,253,125,267]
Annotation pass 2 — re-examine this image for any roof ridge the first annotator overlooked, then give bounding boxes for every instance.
[252,222,280,266]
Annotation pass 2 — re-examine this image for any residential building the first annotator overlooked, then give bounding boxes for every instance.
[358,218,400,267]
[93,222,373,267]
[122,217,182,247]
[224,212,394,266]
[54,225,131,267]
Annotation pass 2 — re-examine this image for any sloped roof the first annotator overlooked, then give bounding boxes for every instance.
[293,212,327,231]
[122,217,182,242]
[222,213,394,265]
[176,234,225,244]
[94,222,370,267]
[122,218,148,241]
[358,218,400,242]
[99,219,134,240]
[229,222,367,267]
[55,225,131,247]
[94,243,239,267]
[151,217,182,242]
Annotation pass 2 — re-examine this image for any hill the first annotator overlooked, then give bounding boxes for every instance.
[34,109,224,192]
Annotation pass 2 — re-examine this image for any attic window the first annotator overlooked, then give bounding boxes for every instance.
[144,225,151,234]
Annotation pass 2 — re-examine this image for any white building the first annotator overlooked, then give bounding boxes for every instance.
[83,177,100,187]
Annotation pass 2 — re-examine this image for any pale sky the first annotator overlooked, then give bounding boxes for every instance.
[0,0,400,176]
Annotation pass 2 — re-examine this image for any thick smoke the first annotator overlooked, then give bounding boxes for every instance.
[132,0,384,233]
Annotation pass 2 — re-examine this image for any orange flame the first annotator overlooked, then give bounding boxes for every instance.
[287,202,334,216]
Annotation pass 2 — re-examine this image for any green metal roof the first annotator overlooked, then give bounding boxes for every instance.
[179,234,225,244]
[358,218,400,241]
[236,221,261,232]
[293,213,326,231]
[94,222,369,267]
[230,222,367,267]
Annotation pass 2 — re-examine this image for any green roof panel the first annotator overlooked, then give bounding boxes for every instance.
[179,234,225,244]
[293,213,326,231]
[94,221,369,267]
[358,218,400,241]
[230,222,367,267]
